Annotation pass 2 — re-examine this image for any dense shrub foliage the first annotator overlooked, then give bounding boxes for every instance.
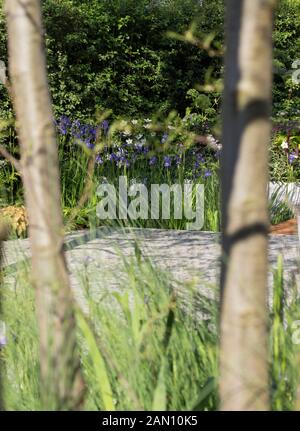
[0,0,224,119]
[0,0,299,121]
[273,0,300,120]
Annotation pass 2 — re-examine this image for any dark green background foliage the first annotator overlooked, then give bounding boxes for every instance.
[43,0,224,119]
[0,0,299,120]
[273,0,300,120]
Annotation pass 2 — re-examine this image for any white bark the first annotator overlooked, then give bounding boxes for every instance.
[5,0,83,409]
[220,0,276,411]
[0,222,8,411]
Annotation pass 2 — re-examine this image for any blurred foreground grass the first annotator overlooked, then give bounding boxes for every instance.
[1,247,300,410]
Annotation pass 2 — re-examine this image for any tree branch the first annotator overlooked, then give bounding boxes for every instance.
[0,144,21,172]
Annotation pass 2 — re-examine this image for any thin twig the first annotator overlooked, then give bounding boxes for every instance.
[0,144,21,172]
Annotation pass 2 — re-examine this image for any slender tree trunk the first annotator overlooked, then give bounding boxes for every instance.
[220,0,275,411]
[5,0,83,409]
[0,223,8,411]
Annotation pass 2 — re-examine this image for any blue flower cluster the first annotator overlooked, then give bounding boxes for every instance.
[56,116,110,150]
[55,116,215,178]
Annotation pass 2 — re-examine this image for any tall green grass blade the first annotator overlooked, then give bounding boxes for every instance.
[77,312,115,411]
[152,360,167,411]
[191,377,217,411]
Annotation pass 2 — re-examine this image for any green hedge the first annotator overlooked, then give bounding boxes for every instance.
[0,0,299,120]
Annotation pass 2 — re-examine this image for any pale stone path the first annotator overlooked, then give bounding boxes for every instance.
[2,228,300,308]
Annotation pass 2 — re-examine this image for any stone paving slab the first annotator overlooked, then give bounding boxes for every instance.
[2,228,300,308]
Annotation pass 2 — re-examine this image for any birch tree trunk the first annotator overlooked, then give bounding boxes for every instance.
[0,223,8,411]
[220,0,276,411]
[5,0,83,410]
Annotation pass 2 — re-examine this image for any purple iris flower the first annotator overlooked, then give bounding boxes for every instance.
[71,120,82,138]
[85,139,94,149]
[204,170,212,178]
[102,120,109,135]
[57,115,71,135]
[149,155,157,166]
[109,153,119,163]
[91,127,98,140]
[175,156,182,166]
[135,143,145,153]
[95,155,103,165]
[161,133,168,144]
[164,156,172,168]
[289,152,298,164]
[196,153,205,163]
